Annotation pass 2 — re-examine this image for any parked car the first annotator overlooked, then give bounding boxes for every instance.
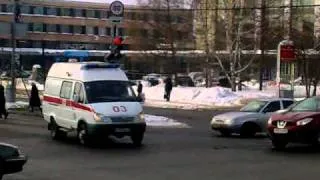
[0,143,27,180]
[210,98,294,137]
[268,96,320,149]
[175,75,195,87]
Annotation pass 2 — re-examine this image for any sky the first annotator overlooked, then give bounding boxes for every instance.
[68,0,138,5]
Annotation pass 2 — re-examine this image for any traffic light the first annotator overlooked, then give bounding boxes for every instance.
[106,36,123,63]
[14,1,21,23]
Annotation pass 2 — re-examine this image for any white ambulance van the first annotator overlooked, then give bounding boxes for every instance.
[42,62,146,146]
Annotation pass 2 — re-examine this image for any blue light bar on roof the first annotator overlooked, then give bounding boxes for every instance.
[81,63,120,70]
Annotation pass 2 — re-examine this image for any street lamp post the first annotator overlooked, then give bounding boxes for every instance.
[7,0,20,103]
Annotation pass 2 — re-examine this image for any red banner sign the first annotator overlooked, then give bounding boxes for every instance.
[280,44,295,62]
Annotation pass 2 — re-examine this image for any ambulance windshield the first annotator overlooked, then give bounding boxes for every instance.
[84,81,138,103]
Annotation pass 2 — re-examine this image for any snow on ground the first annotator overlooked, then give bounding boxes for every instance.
[6,101,29,110]
[15,79,45,91]
[145,114,190,128]
[134,81,317,109]
[5,101,189,128]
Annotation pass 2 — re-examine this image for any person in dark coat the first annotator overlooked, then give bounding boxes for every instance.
[164,77,173,102]
[29,83,41,112]
[137,81,143,97]
[0,84,8,119]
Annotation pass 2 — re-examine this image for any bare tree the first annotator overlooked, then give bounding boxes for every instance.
[127,0,194,75]
[210,0,257,91]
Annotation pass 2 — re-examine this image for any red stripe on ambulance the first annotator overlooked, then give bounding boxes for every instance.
[43,95,92,112]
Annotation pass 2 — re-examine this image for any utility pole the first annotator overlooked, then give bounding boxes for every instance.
[255,0,266,91]
[284,0,293,40]
[8,0,20,103]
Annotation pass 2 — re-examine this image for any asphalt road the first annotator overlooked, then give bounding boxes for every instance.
[1,107,320,180]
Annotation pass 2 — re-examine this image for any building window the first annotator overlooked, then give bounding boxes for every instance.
[94,27,99,35]
[43,24,47,32]
[29,6,34,14]
[82,9,86,17]
[21,5,30,14]
[118,28,125,36]
[74,26,82,34]
[70,9,75,17]
[61,8,71,16]
[47,24,57,33]
[47,7,57,16]
[86,10,95,18]
[6,4,13,12]
[86,27,93,34]
[74,9,82,17]
[33,23,44,32]
[142,13,149,21]
[32,41,42,48]
[43,7,48,15]
[0,39,10,47]
[34,6,44,15]
[61,25,71,33]
[28,23,33,31]
[101,11,107,19]
[106,27,111,36]
[69,25,74,34]
[81,26,86,34]
[57,25,61,33]
[94,10,101,18]
[57,8,61,16]
[99,27,106,36]
[1,4,7,12]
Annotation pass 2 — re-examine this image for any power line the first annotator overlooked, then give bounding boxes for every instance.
[128,4,320,12]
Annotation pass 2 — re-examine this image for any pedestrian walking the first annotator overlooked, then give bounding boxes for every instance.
[0,84,8,119]
[29,83,41,112]
[164,77,173,102]
[137,81,143,97]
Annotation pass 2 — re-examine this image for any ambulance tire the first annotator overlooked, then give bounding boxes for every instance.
[50,120,67,140]
[77,123,91,146]
[131,132,144,147]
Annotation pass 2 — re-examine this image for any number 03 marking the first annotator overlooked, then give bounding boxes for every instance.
[113,106,127,112]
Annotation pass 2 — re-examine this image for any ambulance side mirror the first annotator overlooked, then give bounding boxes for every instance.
[137,96,143,102]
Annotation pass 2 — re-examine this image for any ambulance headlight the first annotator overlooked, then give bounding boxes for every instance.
[135,112,145,122]
[93,113,103,122]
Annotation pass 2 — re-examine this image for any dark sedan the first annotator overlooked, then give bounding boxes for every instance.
[0,143,27,179]
[267,97,320,149]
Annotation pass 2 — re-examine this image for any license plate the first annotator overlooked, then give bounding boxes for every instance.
[274,128,288,134]
[114,128,130,133]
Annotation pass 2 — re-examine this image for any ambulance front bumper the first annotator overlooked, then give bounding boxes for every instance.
[87,122,146,136]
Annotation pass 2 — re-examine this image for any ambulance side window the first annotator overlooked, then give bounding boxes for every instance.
[73,82,85,103]
[60,81,73,99]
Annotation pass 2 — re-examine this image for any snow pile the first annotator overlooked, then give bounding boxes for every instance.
[139,86,247,107]
[143,86,276,109]
[16,79,44,91]
[6,101,29,110]
[145,114,189,128]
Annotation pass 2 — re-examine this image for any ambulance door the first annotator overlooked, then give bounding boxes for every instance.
[58,81,74,128]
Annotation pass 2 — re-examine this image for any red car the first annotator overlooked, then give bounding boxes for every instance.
[267,97,320,149]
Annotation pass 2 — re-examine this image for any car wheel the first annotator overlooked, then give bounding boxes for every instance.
[272,140,288,150]
[0,160,3,180]
[240,123,258,138]
[77,123,90,146]
[131,133,144,147]
[311,132,320,147]
[50,121,67,140]
[220,130,231,137]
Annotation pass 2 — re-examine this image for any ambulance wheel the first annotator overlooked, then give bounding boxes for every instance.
[50,120,67,140]
[77,123,90,146]
[131,133,144,147]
